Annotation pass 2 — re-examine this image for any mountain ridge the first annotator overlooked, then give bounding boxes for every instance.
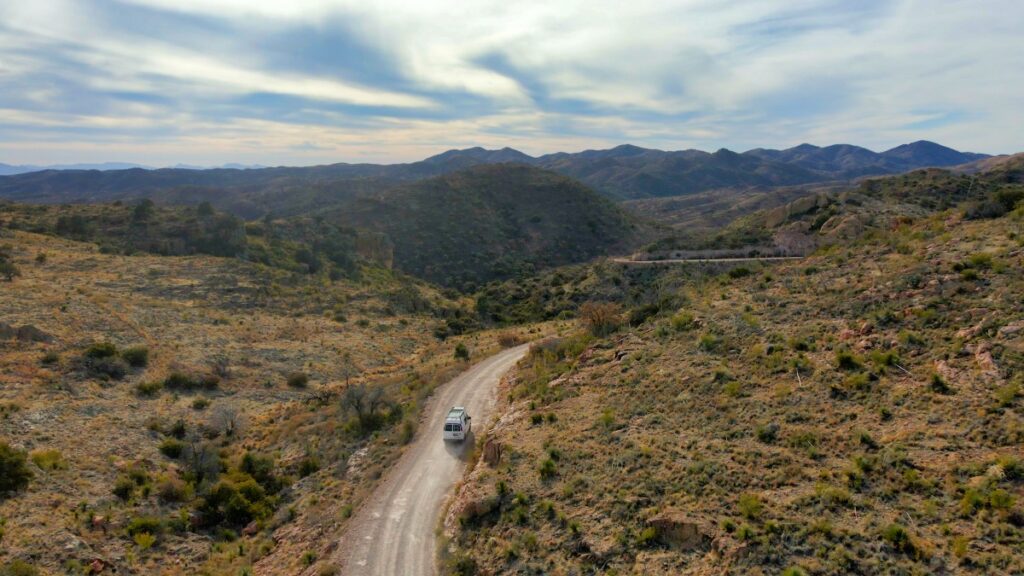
[0,141,994,208]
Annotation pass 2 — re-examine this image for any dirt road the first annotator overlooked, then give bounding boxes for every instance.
[335,344,529,575]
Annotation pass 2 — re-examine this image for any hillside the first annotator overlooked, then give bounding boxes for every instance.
[444,189,1024,575]
[0,142,990,210]
[0,225,541,575]
[326,164,652,291]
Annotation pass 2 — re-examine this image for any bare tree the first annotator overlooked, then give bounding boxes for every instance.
[341,384,388,431]
[210,404,244,438]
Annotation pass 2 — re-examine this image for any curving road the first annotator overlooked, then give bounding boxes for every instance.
[335,344,529,576]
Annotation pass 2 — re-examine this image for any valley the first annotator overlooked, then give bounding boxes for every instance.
[0,149,1021,576]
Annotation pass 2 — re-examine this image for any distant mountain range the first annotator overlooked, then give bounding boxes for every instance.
[0,162,266,176]
[0,141,991,210]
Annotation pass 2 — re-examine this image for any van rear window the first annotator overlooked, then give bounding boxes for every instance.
[444,424,455,431]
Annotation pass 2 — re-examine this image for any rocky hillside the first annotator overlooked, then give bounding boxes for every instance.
[444,195,1024,575]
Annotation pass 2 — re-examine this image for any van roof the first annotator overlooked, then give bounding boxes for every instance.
[446,406,466,420]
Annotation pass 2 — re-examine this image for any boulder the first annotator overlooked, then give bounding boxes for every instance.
[646,514,711,551]
[482,439,503,467]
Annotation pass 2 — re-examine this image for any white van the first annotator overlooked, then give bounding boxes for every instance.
[443,407,471,441]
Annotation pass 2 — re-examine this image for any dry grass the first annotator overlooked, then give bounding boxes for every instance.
[447,210,1024,574]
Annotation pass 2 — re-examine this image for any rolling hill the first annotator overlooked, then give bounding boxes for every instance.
[0,141,991,211]
[325,164,653,290]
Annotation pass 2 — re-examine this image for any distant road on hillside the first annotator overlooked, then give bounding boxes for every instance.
[332,344,530,576]
[611,256,803,265]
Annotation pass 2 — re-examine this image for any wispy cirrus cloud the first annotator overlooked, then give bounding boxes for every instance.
[0,0,1020,166]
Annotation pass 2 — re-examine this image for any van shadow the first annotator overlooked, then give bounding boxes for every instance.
[444,430,476,461]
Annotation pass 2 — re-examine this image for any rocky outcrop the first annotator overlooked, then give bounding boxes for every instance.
[0,322,53,343]
[646,513,712,551]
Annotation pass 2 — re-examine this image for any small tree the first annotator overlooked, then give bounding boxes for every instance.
[0,261,20,282]
[579,301,623,337]
[341,384,388,433]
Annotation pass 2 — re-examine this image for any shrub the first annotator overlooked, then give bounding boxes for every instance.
[39,351,59,365]
[113,476,135,501]
[85,342,118,359]
[0,261,21,282]
[697,333,720,352]
[134,531,157,550]
[756,423,779,443]
[156,476,190,503]
[930,373,953,394]
[738,493,763,519]
[1,560,39,576]
[0,443,33,495]
[192,397,210,410]
[579,301,623,337]
[159,439,185,459]
[636,526,659,548]
[670,311,696,332]
[835,350,862,371]
[126,516,163,537]
[728,266,752,279]
[539,458,557,479]
[881,523,915,555]
[298,456,321,478]
[29,449,66,471]
[287,372,309,389]
[122,346,149,368]
[454,343,470,360]
[136,381,163,398]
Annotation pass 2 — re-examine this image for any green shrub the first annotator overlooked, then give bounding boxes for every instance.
[454,342,470,360]
[539,458,557,479]
[835,350,862,371]
[40,351,59,365]
[728,266,752,279]
[930,373,953,394]
[122,346,149,368]
[881,523,915,554]
[298,456,321,478]
[85,342,118,359]
[635,526,659,547]
[287,372,309,388]
[738,493,763,519]
[134,531,157,550]
[159,439,184,459]
[1,560,39,576]
[113,476,135,501]
[29,449,66,471]
[0,442,33,495]
[756,423,779,443]
[136,381,163,398]
[697,333,720,352]
[670,311,696,331]
[126,516,163,537]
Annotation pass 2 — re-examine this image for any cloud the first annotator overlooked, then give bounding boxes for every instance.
[0,0,1021,165]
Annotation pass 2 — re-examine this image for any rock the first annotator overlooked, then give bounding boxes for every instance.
[242,521,259,536]
[0,322,53,342]
[91,515,107,531]
[482,439,503,467]
[999,321,1024,338]
[859,321,873,335]
[712,536,750,561]
[88,558,107,574]
[957,323,984,340]
[839,328,857,341]
[974,343,999,375]
[647,514,711,551]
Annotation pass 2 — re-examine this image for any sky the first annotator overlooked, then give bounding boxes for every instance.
[0,0,1021,166]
